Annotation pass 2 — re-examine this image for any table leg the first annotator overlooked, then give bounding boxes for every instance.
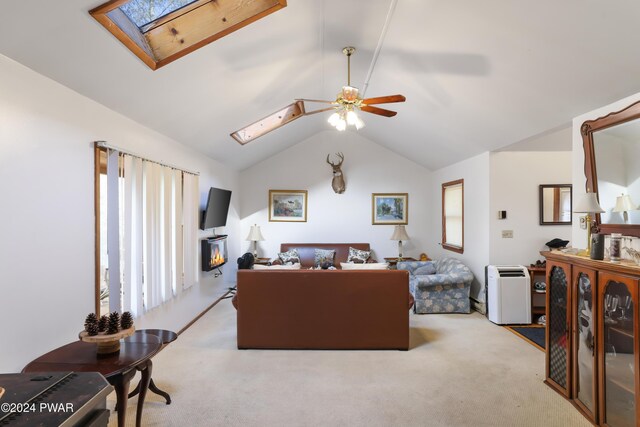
[112,370,135,427]
[148,378,171,404]
[135,360,153,427]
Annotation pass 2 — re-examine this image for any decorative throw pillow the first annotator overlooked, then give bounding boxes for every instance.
[347,247,371,264]
[314,248,335,267]
[277,249,300,265]
[414,262,437,275]
[340,262,389,270]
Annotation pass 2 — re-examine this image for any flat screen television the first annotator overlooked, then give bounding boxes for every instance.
[200,187,232,230]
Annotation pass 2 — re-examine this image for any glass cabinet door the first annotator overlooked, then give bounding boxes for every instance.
[600,275,636,427]
[547,263,570,394]
[573,270,596,418]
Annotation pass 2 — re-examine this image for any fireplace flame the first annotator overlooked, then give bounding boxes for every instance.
[211,247,225,267]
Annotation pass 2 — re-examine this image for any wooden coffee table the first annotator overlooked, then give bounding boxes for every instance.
[23,331,161,427]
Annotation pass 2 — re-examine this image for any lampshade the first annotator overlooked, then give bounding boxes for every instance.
[245,225,265,242]
[613,194,636,212]
[390,225,410,241]
[573,192,604,213]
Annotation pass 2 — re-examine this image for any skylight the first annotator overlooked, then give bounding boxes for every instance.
[91,0,287,70]
[120,0,197,28]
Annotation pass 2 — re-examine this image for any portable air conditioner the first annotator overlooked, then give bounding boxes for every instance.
[486,265,531,325]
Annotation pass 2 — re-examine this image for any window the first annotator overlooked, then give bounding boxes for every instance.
[442,179,464,253]
[90,0,287,70]
[120,0,197,28]
[94,144,199,317]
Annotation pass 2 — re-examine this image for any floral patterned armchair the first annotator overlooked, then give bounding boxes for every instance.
[398,258,473,314]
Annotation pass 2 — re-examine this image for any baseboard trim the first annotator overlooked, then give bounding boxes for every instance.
[471,298,486,315]
[177,289,233,336]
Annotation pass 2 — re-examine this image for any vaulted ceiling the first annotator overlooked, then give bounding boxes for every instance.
[1,1,640,171]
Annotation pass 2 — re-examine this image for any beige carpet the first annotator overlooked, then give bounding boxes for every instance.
[108,300,590,427]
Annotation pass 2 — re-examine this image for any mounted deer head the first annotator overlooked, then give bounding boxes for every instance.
[326,152,346,194]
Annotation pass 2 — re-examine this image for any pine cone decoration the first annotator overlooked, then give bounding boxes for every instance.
[85,322,99,336]
[84,313,99,336]
[107,311,120,335]
[98,315,108,332]
[120,312,133,330]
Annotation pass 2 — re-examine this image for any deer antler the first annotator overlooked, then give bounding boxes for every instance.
[336,152,344,166]
[326,154,335,166]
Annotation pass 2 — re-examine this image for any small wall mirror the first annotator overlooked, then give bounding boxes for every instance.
[539,184,572,225]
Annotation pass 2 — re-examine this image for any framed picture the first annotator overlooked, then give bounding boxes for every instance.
[372,193,408,225]
[269,190,308,222]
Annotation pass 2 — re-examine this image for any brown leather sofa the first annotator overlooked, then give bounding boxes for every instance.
[235,268,411,350]
[271,243,374,268]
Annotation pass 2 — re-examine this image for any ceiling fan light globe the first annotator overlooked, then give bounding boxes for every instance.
[328,112,340,126]
[336,120,347,131]
[354,116,365,130]
[346,110,358,125]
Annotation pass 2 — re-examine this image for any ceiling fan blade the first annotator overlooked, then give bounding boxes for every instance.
[304,106,335,116]
[295,98,335,104]
[362,95,406,105]
[360,105,397,117]
[231,101,305,145]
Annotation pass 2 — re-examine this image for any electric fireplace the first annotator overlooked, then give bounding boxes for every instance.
[201,235,228,271]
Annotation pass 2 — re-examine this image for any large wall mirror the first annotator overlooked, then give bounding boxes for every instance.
[539,184,572,225]
[582,100,640,237]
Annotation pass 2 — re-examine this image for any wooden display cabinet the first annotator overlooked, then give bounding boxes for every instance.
[543,251,640,426]
[545,259,572,397]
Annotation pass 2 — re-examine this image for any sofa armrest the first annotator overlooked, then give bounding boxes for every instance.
[397,261,433,275]
[413,272,474,286]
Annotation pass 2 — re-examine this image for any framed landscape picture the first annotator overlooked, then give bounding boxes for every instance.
[372,193,408,225]
[269,190,308,222]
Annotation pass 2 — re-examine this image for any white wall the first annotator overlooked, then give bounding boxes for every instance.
[239,131,432,263]
[489,151,572,265]
[429,152,491,305]
[0,54,239,372]
[572,92,640,248]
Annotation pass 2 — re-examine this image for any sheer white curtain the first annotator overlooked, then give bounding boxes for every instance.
[182,173,199,290]
[122,155,143,316]
[108,150,198,317]
[106,149,122,313]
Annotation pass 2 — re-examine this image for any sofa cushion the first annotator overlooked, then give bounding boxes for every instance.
[314,248,336,267]
[277,249,300,265]
[347,247,371,263]
[340,262,389,270]
[279,243,371,268]
[253,263,301,270]
[414,262,436,275]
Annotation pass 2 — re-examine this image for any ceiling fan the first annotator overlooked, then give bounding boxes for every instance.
[231,46,406,145]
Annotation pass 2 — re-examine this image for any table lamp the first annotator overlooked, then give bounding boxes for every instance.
[573,192,604,255]
[245,224,265,258]
[390,225,410,260]
[613,194,636,224]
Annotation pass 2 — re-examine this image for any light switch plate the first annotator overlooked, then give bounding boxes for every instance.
[502,230,514,238]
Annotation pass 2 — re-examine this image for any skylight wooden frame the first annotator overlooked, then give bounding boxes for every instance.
[90,0,287,70]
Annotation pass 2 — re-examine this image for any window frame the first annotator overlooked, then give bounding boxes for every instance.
[89,0,287,70]
[441,179,464,254]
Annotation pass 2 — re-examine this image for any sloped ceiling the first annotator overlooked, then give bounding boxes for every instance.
[1,1,640,171]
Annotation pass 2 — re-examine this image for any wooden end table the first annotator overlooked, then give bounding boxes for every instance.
[23,331,161,427]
